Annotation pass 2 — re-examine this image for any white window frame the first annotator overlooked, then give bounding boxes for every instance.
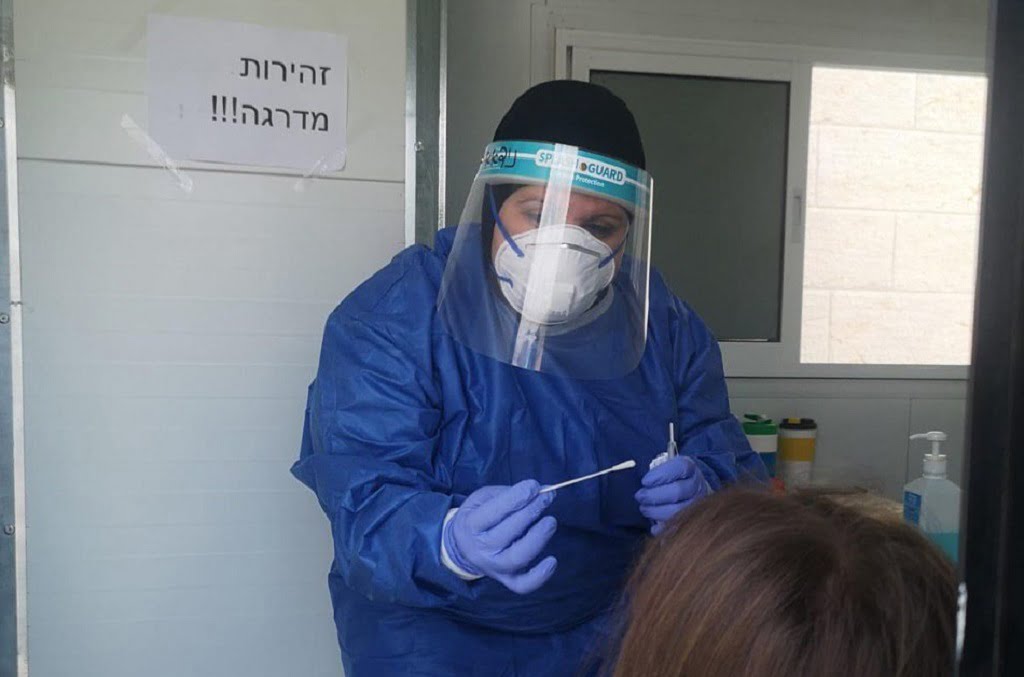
[559,30,983,380]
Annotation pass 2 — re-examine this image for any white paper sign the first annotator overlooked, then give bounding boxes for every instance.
[147,15,348,171]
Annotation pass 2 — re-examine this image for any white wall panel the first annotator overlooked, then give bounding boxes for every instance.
[16,1,408,675]
[17,0,405,182]
[729,394,912,499]
[728,379,968,499]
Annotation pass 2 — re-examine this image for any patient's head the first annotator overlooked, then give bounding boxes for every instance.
[611,489,956,677]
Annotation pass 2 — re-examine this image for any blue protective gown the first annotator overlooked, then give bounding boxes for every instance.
[292,226,767,676]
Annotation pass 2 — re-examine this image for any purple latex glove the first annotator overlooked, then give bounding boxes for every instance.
[442,479,558,594]
[634,455,711,535]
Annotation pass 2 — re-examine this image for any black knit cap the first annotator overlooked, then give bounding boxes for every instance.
[492,80,646,170]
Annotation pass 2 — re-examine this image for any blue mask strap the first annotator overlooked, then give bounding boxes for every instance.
[487,185,524,258]
[599,237,626,268]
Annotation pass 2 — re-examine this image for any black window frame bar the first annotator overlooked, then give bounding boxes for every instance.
[959,0,1024,674]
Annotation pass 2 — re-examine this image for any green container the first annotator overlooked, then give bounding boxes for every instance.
[742,414,778,478]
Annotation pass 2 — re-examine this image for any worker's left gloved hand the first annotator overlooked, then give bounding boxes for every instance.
[635,455,711,535]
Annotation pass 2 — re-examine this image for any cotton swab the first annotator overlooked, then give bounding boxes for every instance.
[539,460,637,494]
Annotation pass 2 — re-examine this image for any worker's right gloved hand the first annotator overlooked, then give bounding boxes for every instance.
[441,479,558,594]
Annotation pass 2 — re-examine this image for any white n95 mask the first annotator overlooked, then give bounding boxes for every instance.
[493,224,617,325]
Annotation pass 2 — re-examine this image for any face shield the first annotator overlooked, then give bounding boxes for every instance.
[437,141,653,379]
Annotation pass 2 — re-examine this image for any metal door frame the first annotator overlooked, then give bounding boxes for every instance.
[405,0,447,247]
[0,0,26,675]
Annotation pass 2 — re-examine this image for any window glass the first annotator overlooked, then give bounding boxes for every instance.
[592,69,790,342]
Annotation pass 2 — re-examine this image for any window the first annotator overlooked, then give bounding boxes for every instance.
[566,38,985,377]
[801,67,986,365]
[590,70,790,342]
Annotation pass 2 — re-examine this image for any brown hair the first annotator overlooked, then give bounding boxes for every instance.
[609,489,956,677]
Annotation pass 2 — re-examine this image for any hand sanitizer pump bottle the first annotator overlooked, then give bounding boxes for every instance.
[903,431,961,562]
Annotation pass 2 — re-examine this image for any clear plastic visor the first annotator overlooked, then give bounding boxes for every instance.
[437,141,653,379]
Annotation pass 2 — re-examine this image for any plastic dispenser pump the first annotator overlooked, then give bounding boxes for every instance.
[903,431,961,562]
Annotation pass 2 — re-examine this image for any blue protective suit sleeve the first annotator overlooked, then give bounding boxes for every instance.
[291,255,481,610]
[671,298,768,490]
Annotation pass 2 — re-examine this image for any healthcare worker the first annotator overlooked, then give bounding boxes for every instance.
[292,80,767,676]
